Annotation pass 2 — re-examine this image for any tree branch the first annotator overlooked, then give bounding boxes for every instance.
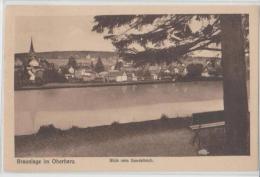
[198,47,222,51]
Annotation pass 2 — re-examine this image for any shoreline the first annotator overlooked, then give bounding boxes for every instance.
[16,116,192,138]
[15,77,222,91]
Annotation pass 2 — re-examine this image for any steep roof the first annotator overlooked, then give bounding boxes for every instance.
[29,38,35,53]
[28,58,39,67]
[29,37,36,58]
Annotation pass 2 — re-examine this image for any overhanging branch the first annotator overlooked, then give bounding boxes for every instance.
[199,47,222,51]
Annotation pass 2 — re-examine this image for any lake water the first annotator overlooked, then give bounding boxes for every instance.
[15,81,224,135]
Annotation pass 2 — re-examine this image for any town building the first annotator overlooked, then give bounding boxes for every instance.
[15,58,23,68]
[108,70,128,82]
[26,38,43,81]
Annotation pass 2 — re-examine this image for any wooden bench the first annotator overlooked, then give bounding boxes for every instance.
[190,111,225,149]
[190,111,225,130]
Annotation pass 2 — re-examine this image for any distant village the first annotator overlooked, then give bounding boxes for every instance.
[14,39,223,88]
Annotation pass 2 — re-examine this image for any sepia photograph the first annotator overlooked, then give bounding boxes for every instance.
[3,5,259,171]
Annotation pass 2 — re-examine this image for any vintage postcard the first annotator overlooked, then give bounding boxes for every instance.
[3,5,259,172]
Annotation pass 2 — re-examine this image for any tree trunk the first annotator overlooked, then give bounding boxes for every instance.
[220,15,249,155]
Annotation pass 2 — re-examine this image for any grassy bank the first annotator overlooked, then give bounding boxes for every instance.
[15,116,226,157]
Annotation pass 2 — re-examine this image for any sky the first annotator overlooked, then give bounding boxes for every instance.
[15,15,220,57]
[15,16,115,53]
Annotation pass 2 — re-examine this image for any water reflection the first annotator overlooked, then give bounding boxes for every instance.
[15,81,224,135]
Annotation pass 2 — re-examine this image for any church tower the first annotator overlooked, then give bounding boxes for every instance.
[29,37,36,58]
[27,37,40,67]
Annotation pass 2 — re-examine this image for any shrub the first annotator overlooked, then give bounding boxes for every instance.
[208,65,223,76]
[36,124,62,136]
[160,114,169,120]
[186,63,204,78]
[111,121,120,126]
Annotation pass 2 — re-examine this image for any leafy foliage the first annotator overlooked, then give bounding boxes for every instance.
[67,56,77,68]
[186,63,204,78]
[95,57,105,73]
[114,60,123,70]
[92,14,248,65]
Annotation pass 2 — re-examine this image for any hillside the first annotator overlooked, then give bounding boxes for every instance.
[15,50,117,61]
